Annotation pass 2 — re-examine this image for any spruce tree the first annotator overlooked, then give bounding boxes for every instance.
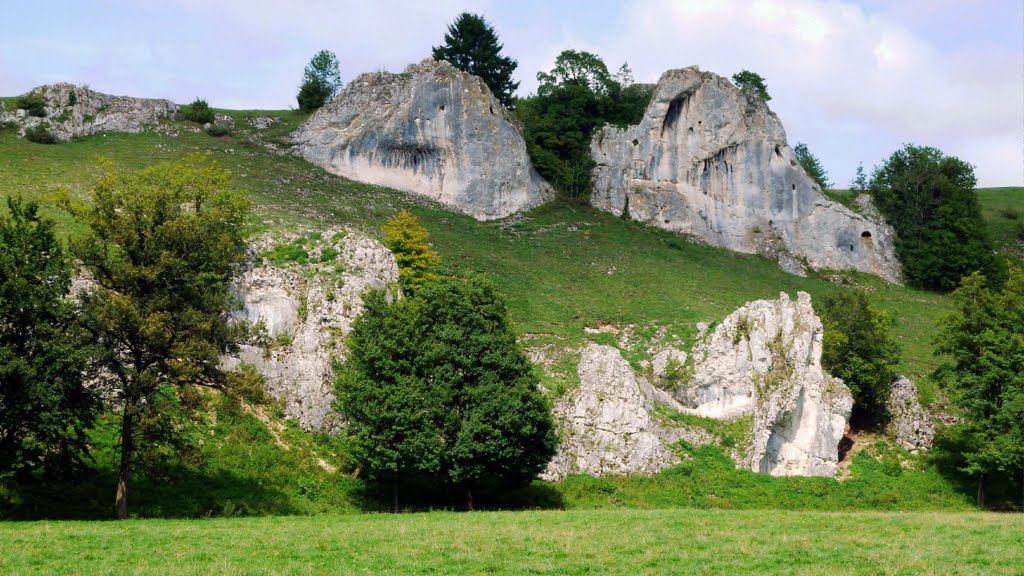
[793,142,832,190]
[432,13,519,108]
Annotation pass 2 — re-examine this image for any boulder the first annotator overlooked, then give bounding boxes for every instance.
[683,292,853,476]
[0,83,177,141]
[225,231,399,430]
[591,67,901,282]
[887,376,935,453]
[292,59,552,220]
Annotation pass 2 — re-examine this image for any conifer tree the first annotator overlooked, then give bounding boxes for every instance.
[433,13,519,108]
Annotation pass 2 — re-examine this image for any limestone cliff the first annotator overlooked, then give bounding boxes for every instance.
[224,231,399,430]
[0,83,177,141]
[292,59,552,220]
[682,292,853,476]
[591,67,901,282]
[887,376,935,453]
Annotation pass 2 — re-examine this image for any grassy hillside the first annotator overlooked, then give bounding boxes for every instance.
[2,509,1022,575]
[978,187,1024,258]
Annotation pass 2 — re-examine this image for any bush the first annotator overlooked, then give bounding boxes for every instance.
[23,124,57,144]
[205,124,231,137]
[296,78,334,113]
[180,98,215,124]
[16,93,47,117]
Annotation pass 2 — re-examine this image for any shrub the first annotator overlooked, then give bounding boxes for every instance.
[205,124,232,137]
[180,98,215,124]
[23,123,57,144]
[16,93,47,117]
[296,78,334,113]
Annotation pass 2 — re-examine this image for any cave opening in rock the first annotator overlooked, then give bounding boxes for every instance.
[661,95,686,136]
[861,231,872,238]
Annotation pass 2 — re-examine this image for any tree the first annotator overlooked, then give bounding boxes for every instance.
[381,210,439,295]
[793,142,832,191]
[536,50,614,96]
[732,70,771,102]
[335,275,557,511]
[850,162,868,192]
[818,291,901,427]
[0,198,96,478]
[868,144,1004,292]
[72,154,251,519]
[432,13,519,108]
[297,50,341,113]
[934,265,1024,507]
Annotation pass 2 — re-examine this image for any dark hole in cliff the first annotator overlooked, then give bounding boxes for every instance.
[790,160,797,167]
[661,95,685,135]
[774,145,782,158]
[439,105,445,111]
[664,219,670,224]
[792,184,796,190]
[632,139,639,146]
[850,244,855,252]
[688,127,694,133]
[861,230,872,238]
[837,434,855,462]
[489,104,494,115]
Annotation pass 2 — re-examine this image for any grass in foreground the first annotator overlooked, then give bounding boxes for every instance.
[2,509,1022,575]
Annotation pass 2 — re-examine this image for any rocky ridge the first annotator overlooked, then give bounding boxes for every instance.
[292,59,552,220]
[1,83,177,141]
[590,67,901,282]
[887,376,935,453]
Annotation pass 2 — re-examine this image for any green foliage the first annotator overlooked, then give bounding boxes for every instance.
[516,50,652,201]
[180,98,215,124]
[335,275,557,508]
[432,13,518,108]
[72,153,251,518]
[869,144,1004,292]
[382,209,439,295]
[819,291,901,426]
[15,93,47,117]
[0,197,96,479]
[23,123,57,144]
[263,238,310,266]
[793,142,832,190]
[731,70,771,102]
[296,50,341,113]
[850,163,868,192]
[296,78,334,114]
[205,124,231,137]
[933,265,1024,506]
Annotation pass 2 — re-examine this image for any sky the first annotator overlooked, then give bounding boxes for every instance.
[1,0,1021,187]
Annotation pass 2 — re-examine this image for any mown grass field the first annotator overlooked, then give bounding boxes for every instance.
[2,509,1022,575]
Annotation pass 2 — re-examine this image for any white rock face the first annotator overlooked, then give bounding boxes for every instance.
[887,376,935,453]
[292,59,552,220]
[543,344,701,480]
[591,67,901,282]
[225,232,399,430]
[0,83,177,141]
[684,292,853,476]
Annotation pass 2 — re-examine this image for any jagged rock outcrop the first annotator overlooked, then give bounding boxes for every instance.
[681,292,853,476]
[0,83,177,141]
[225,231,399,430]
[887,376,935,453]
[591,67,901,282]
[292,59,552,220]
[542,344,711,481]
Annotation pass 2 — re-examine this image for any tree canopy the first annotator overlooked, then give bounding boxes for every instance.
[793,143,832,191]
[0,198,96,479]
[72,154,252,518]
[432,13,519,108]
[868,144,1004,292]
[297,50,341,113]
[732,70,771,102]
[819,291,900,427]
[382,210,439,295]
[934,265,1024,507]
[334,274,557,511]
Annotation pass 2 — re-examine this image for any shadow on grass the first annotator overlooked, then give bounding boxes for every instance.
[353,478,565,513]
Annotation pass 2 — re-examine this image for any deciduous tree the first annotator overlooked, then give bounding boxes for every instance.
[382,210,439,295]
[297,50,341,113]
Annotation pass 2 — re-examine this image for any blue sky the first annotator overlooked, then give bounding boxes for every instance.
[1,0,1021,187]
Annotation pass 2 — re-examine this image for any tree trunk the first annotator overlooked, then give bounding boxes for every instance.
[976,473,986,509]
[115,409,135,520]
[392,478,399,514]
[466,489,474,512]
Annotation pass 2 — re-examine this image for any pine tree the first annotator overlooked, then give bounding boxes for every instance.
[432,13,519,108]
[793,142,832,190]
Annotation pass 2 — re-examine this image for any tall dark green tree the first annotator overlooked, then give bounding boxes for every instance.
[793,142,832,191]
[0,198,96,479]
[868,144,1004,292]
[818,291,900,426]
[297,50,341,113]
[335,275,557,511]
[934,265,1024,507]
[73,154,251,519]
[433,13,519,108]
[732,70,771,102]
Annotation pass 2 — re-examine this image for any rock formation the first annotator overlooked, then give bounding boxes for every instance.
[590,67,901,282]
[292,59,552,220]
[887,376,935,453]
[542,344,710,481]
[681,292,853,476]
[0,83,177,141]
[225,231,399,430]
